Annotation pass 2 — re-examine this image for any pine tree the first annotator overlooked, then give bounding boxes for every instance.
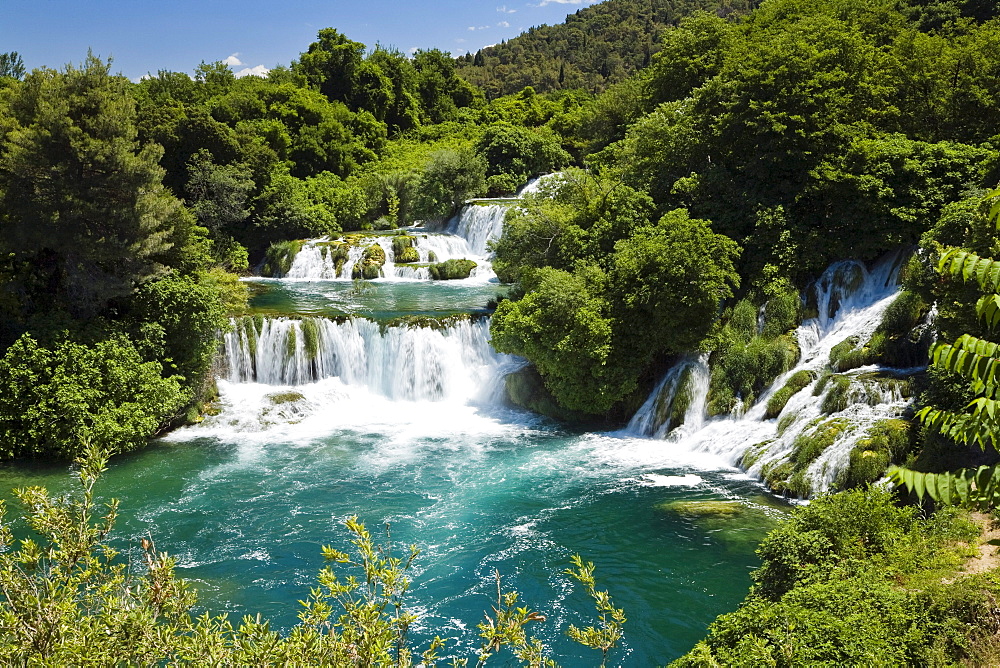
[0,54,180,324]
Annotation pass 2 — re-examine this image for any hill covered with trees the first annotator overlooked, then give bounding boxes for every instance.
[455,0,757,98]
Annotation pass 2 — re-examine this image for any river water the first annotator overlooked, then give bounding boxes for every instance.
[0,199,798,665]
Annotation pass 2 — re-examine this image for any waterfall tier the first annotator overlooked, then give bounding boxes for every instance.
[223,315,509,403]
[283,233,494,282]
[628,253,916,497]
[445,204,508,257]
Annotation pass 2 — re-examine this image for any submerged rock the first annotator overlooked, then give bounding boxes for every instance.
[657,500,745,517]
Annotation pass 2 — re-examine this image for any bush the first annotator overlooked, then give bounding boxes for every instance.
[261,240,304,277]
[0,335,183,460]
[673,489,993,667]
[0,449,627,665]
[429,258,477,280]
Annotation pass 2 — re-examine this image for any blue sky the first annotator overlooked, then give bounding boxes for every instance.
[2,0,600,80]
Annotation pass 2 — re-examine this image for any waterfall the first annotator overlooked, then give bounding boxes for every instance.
[445,204,508,257]
[629,253,917,497]
[281,234,497,282]
[444,173,560,257]
[222,315,508,402]
[627,355,710,438]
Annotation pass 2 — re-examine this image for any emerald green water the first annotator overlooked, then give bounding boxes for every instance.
[246,278,507,320]
[0,275,784,665]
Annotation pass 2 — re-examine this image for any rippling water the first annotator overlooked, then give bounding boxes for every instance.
[0,230,787,664]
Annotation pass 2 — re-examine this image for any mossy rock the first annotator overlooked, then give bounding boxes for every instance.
[392,235,419,262]
[267,391,305,405]
[395,246,420,263]
[657,500,745,517]
[765,370,817,419]
[791,418,849,466]
[351,244,386,280]
[429,259,477,280]
[382,314,474,331]
[316,241,351,277]
[649,365,696,432]
[260,240,305,277]
[504,366,589,422]
[820,375,852,414]
[763,460,796,493]
[740,441,773,469]
[829,336,873,372]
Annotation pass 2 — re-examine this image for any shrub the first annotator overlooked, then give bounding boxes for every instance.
[0,335,184,460]
[261,240,304,277]
[429,258,477,280]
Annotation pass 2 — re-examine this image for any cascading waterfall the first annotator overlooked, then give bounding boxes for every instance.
[627,354,710,439]
[445,204,508,257]
[223,315,509,402]
[628,253,916,496]
[283,234,496,282]
[444,173,559,257]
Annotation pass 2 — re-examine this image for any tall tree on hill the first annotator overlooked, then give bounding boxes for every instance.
[0,55,182,327]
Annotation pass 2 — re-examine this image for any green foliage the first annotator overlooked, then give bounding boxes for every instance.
[0,335,183,460]
[0,55,183,322]
[260,240,304,277]
[412,147,487,221]
[0,449,627,665]
[474,123,571,188]
[428,259,477,280]
[490,268,625,414]
[127,272,231,387]
[707,334,799,417]
[614,0,1000,285]
[492,173,739,414]
[455,0,756,98]
[674,488,993,666]
[0,52,25,80]
[765,370,816,419]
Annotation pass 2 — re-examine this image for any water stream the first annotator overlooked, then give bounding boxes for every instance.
[5,194,916,664]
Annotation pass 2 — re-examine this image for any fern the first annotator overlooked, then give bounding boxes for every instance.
[888,465,1000,510]
[891,189,1000,507]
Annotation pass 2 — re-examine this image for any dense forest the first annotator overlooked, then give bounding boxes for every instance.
[4,0,1000,662]
[454,0,758,98]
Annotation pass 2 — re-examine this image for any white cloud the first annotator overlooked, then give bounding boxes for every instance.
[455,38,467,43]
[497,4,516,12]
[468,26,476,30]
[497,20,510,27]
[408,46,419,54]
[234,64,269,78]
[223,53,243,67]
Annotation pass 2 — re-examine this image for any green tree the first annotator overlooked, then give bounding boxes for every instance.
[0,335,183,460]
[0,55,182,324]
[0,51,25,80]
[295,28,366,106]
[412,147,487,221]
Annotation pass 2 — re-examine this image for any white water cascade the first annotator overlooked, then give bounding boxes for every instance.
[628,253,917,497]
[223,315,508,401]
[444,173,559,257]
[283,233,495,282]
[445,204,509,257]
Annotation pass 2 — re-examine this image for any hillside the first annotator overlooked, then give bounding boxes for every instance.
[455,0,757,98]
